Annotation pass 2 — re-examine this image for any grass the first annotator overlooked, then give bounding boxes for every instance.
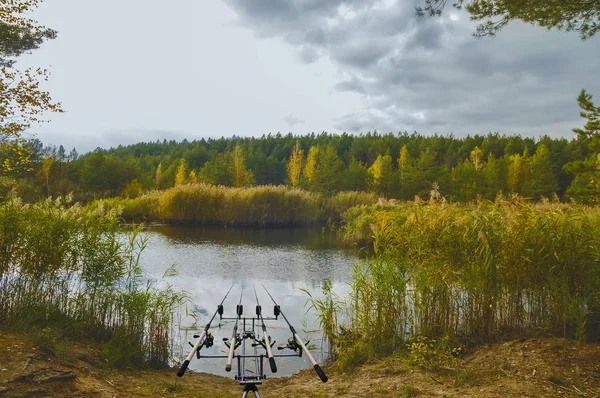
[0,194,185,369]
[319,195,600,370]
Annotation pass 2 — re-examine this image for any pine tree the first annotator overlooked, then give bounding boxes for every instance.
[344,157,368,191]
[531,144,558,199]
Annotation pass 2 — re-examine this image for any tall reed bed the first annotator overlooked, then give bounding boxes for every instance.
[93,184,379,227]
[0,196,184,369]
[330,197,600,368]
[159,184,322,226]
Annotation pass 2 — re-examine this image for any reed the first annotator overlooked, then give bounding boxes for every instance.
[0,195,184,369]
[326,191,379,221]
[328,196,600,369]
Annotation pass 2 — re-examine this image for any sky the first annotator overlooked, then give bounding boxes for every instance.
[19,0,600,154]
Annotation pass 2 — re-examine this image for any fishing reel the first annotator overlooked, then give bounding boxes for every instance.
[189,333,215,358]
[278,336,309,355]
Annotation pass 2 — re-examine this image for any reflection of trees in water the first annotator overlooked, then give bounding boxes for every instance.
[150,225,347,250]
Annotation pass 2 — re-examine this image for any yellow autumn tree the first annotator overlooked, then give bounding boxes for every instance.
[304,145,320,185]
[469,146,485,171]
[174,159,187,186]
[286,140,304,187]
[231,143,254,187]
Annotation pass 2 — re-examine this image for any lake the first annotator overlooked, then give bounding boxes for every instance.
[138,225,361,378]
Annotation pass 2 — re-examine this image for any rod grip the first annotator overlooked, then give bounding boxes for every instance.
[225,363,232,372]
[313,364,328,382]
[177,360,190,377]
[269,356,277,373]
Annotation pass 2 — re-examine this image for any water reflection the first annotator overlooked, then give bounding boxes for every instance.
[139,226,359,377]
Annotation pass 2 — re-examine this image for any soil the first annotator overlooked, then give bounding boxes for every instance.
[1,331,599,397]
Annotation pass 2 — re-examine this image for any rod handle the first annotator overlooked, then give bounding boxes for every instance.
[225,333,236,372]
[314,364,328,382]
[177,360,190,377]
[269,356,277,373]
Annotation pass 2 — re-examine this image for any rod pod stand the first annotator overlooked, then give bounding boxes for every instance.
[177,283,234,377]
[262,284,328,383]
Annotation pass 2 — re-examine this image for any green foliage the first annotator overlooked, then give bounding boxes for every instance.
[10,130,597,205]
[417,0,600,39]
[0,196,184,369]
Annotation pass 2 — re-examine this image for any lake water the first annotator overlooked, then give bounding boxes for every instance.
[138,226,361,378]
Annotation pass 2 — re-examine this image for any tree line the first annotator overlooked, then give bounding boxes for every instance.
[4,124,599,204]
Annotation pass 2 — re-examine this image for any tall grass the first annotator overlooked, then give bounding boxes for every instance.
[92,184,380,227]
[327,196,600,368]
[0,195,184,369]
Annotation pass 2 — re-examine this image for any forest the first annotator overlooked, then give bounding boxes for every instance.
[3,127,599,205]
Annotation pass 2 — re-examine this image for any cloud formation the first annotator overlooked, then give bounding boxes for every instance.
[283,114,305,127]
[223,0,600,137]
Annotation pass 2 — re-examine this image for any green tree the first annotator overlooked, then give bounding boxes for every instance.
[199,153,233,186]
[397,145,415,200]
[155,162,164,190]
[565,90,600,203]
[414,148,446,198]
[303,144,343,194]
[573,89,600,152]
[344,157,368,191]
[417,0,600,39]
[530,144,558,199]
[482,153,507,199]
[565,154,600,203]
[451,158,477,202]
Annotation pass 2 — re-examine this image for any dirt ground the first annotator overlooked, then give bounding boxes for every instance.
[1,331,599,397]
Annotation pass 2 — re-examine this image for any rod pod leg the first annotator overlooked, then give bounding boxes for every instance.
[241,384,260,398]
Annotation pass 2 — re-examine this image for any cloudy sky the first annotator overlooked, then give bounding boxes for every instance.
[20,0,600,154]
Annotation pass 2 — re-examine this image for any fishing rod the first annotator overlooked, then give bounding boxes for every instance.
[177,283,234,377]
[253,285,277,373]
[262,284,328,382]
[225,287,244,372]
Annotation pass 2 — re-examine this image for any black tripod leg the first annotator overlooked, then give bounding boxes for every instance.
[241,384,260,398]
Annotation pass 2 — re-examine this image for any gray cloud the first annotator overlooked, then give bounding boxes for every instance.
[283,115,305,127]
[222,0,600,137]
